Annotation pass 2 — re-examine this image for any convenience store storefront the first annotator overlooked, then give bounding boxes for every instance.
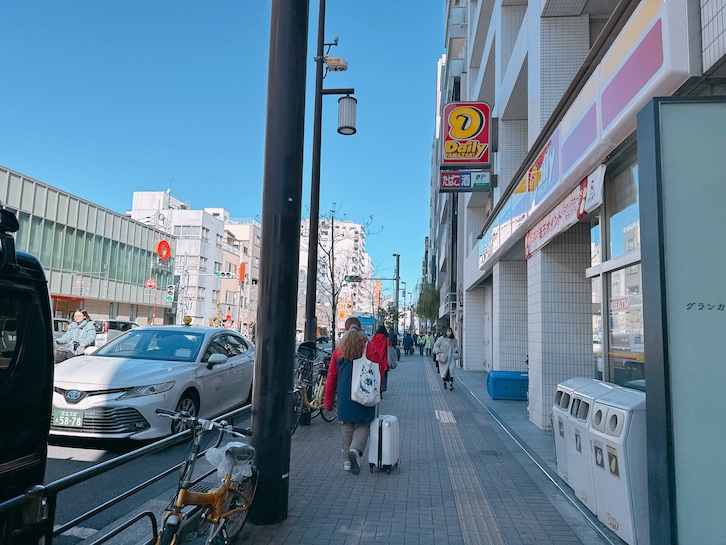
[463,0,696,430]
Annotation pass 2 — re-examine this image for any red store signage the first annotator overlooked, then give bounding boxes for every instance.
[441,102,492,168]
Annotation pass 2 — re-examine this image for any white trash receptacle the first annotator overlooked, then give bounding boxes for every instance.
[590,387,648,545]
[566,380,617,515]
[553,377,594,484]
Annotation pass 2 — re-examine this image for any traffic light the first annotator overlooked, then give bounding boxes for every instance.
[344,275,363,283]
[215,271,235,278]
[166,284,175,302]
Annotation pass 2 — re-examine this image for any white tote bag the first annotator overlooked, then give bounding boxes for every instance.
[350,345,381,407]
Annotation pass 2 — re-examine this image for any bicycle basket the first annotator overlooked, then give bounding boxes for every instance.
[297,341,317,361]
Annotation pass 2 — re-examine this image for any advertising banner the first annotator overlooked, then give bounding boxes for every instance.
[441,102,492,168]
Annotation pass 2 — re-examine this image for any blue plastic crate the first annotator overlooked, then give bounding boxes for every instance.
[486,371,528,400]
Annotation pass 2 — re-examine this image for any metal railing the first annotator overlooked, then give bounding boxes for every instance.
[0,404,251,545]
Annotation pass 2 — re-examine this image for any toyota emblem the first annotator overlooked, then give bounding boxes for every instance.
[66,390,82,402]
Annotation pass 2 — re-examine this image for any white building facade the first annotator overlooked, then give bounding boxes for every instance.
[299,218,373,337]
[129,192,228,326]
[432,0,712,431]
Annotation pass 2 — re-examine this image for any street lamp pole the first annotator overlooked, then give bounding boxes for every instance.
[393,253,400,336]
[303,0,327,342]
[303,1,356,342]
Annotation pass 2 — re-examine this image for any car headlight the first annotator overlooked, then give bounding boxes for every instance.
[117,381,175,399]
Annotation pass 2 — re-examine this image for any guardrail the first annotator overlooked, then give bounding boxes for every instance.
[0,404,251,545]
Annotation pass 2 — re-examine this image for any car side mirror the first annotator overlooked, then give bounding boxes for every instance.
[206,353,228,370]
[84,346,98,355]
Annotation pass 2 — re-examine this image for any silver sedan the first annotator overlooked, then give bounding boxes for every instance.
[51,325,255,440]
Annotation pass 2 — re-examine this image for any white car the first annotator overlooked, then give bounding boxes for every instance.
[51,325,255,441]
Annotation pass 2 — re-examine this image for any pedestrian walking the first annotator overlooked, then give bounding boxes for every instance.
[324,317,378,475]
[433,327,459,390]
[54,309,97,363]
[402,332,413,355]
[417,333,425,356]
[367,325,390,394]
[424,333,432,357]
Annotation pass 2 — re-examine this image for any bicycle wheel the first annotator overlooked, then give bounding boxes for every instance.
[291,389,303,435]
[224,469,259,540]
[320,399,337,422]
[157,522,179,545]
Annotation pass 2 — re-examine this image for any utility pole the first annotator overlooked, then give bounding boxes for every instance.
[330,207,335,340]
[249,0,309,525]
[393,253,400,336]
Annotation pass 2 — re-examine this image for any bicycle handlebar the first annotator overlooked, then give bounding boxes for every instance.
[155,407,252,437]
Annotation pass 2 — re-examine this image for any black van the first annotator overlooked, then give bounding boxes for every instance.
[0,205,54,505]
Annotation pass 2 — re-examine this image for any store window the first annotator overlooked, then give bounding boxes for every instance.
[592,277,603,380]
[607,264,644,387]
[606,163,639,260]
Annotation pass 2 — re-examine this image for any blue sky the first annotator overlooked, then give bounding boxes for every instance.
[0,1,445,300]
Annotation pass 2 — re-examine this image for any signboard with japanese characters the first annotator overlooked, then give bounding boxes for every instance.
[439,171,491,193]
[441,102,492,168]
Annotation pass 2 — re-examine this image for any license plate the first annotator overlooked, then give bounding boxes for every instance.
[53,408,84,428]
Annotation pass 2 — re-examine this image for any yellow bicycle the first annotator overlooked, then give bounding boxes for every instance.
[155,408,258,545]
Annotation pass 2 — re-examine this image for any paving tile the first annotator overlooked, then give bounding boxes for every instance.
[182,353,618,545]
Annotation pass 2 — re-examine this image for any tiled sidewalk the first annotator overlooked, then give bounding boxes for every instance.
[221,353,615,545]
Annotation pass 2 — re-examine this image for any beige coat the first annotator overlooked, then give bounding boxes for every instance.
[433,336,458,379]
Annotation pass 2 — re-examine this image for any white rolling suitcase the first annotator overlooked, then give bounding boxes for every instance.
[368,415,400,474]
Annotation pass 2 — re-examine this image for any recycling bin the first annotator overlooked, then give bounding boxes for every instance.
[589,387,648,545]
[566,380,617,515]
[553,377,596,484]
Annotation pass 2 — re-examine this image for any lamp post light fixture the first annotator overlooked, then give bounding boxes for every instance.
[304,0,357,341]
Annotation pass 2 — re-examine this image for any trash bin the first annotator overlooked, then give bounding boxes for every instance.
[589,387,648,545]
[566,380,617,515]
[486,371,528,400]
[553,377,596,485]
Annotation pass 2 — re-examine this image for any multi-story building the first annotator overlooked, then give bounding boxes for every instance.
[431,0,712,428]
[129,192,229,326]
[0,166,175,323]
[299,218,373,338]
[430,2,726,539]
[224,218,262,339]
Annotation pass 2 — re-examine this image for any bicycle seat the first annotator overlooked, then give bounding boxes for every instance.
[224,443,256,463]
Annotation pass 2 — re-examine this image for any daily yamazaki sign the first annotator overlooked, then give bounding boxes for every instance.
[441,102,491,168]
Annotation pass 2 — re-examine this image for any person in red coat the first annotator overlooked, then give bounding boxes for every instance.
[324,317,377,474]
[366,325,390,394]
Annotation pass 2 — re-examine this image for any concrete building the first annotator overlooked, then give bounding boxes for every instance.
[0,166,174,323]
[431,0,712,428]
[224,218,262,339]
[129,192,230,326]
[298,218,373,338]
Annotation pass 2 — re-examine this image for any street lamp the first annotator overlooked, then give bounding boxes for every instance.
[304,0,357,341]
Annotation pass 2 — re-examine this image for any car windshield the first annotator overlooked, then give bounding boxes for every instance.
[93,330,204,362]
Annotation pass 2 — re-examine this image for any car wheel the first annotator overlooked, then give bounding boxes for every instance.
[172,392,199,435]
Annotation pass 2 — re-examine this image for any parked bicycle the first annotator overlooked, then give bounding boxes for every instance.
[155,407,258,545]
[291,341,337,434]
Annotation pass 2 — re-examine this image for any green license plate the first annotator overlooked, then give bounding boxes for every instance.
[53,408,84,428]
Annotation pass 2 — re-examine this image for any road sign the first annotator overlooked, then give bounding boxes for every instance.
[145,278,156,289]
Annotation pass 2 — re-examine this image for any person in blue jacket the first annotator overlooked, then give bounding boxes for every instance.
[324,317,378,475]
[55,309,96,363]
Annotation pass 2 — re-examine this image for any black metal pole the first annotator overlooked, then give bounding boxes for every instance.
[304,0,326,342]
[394,254,400,336]
[249,0,309,525]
